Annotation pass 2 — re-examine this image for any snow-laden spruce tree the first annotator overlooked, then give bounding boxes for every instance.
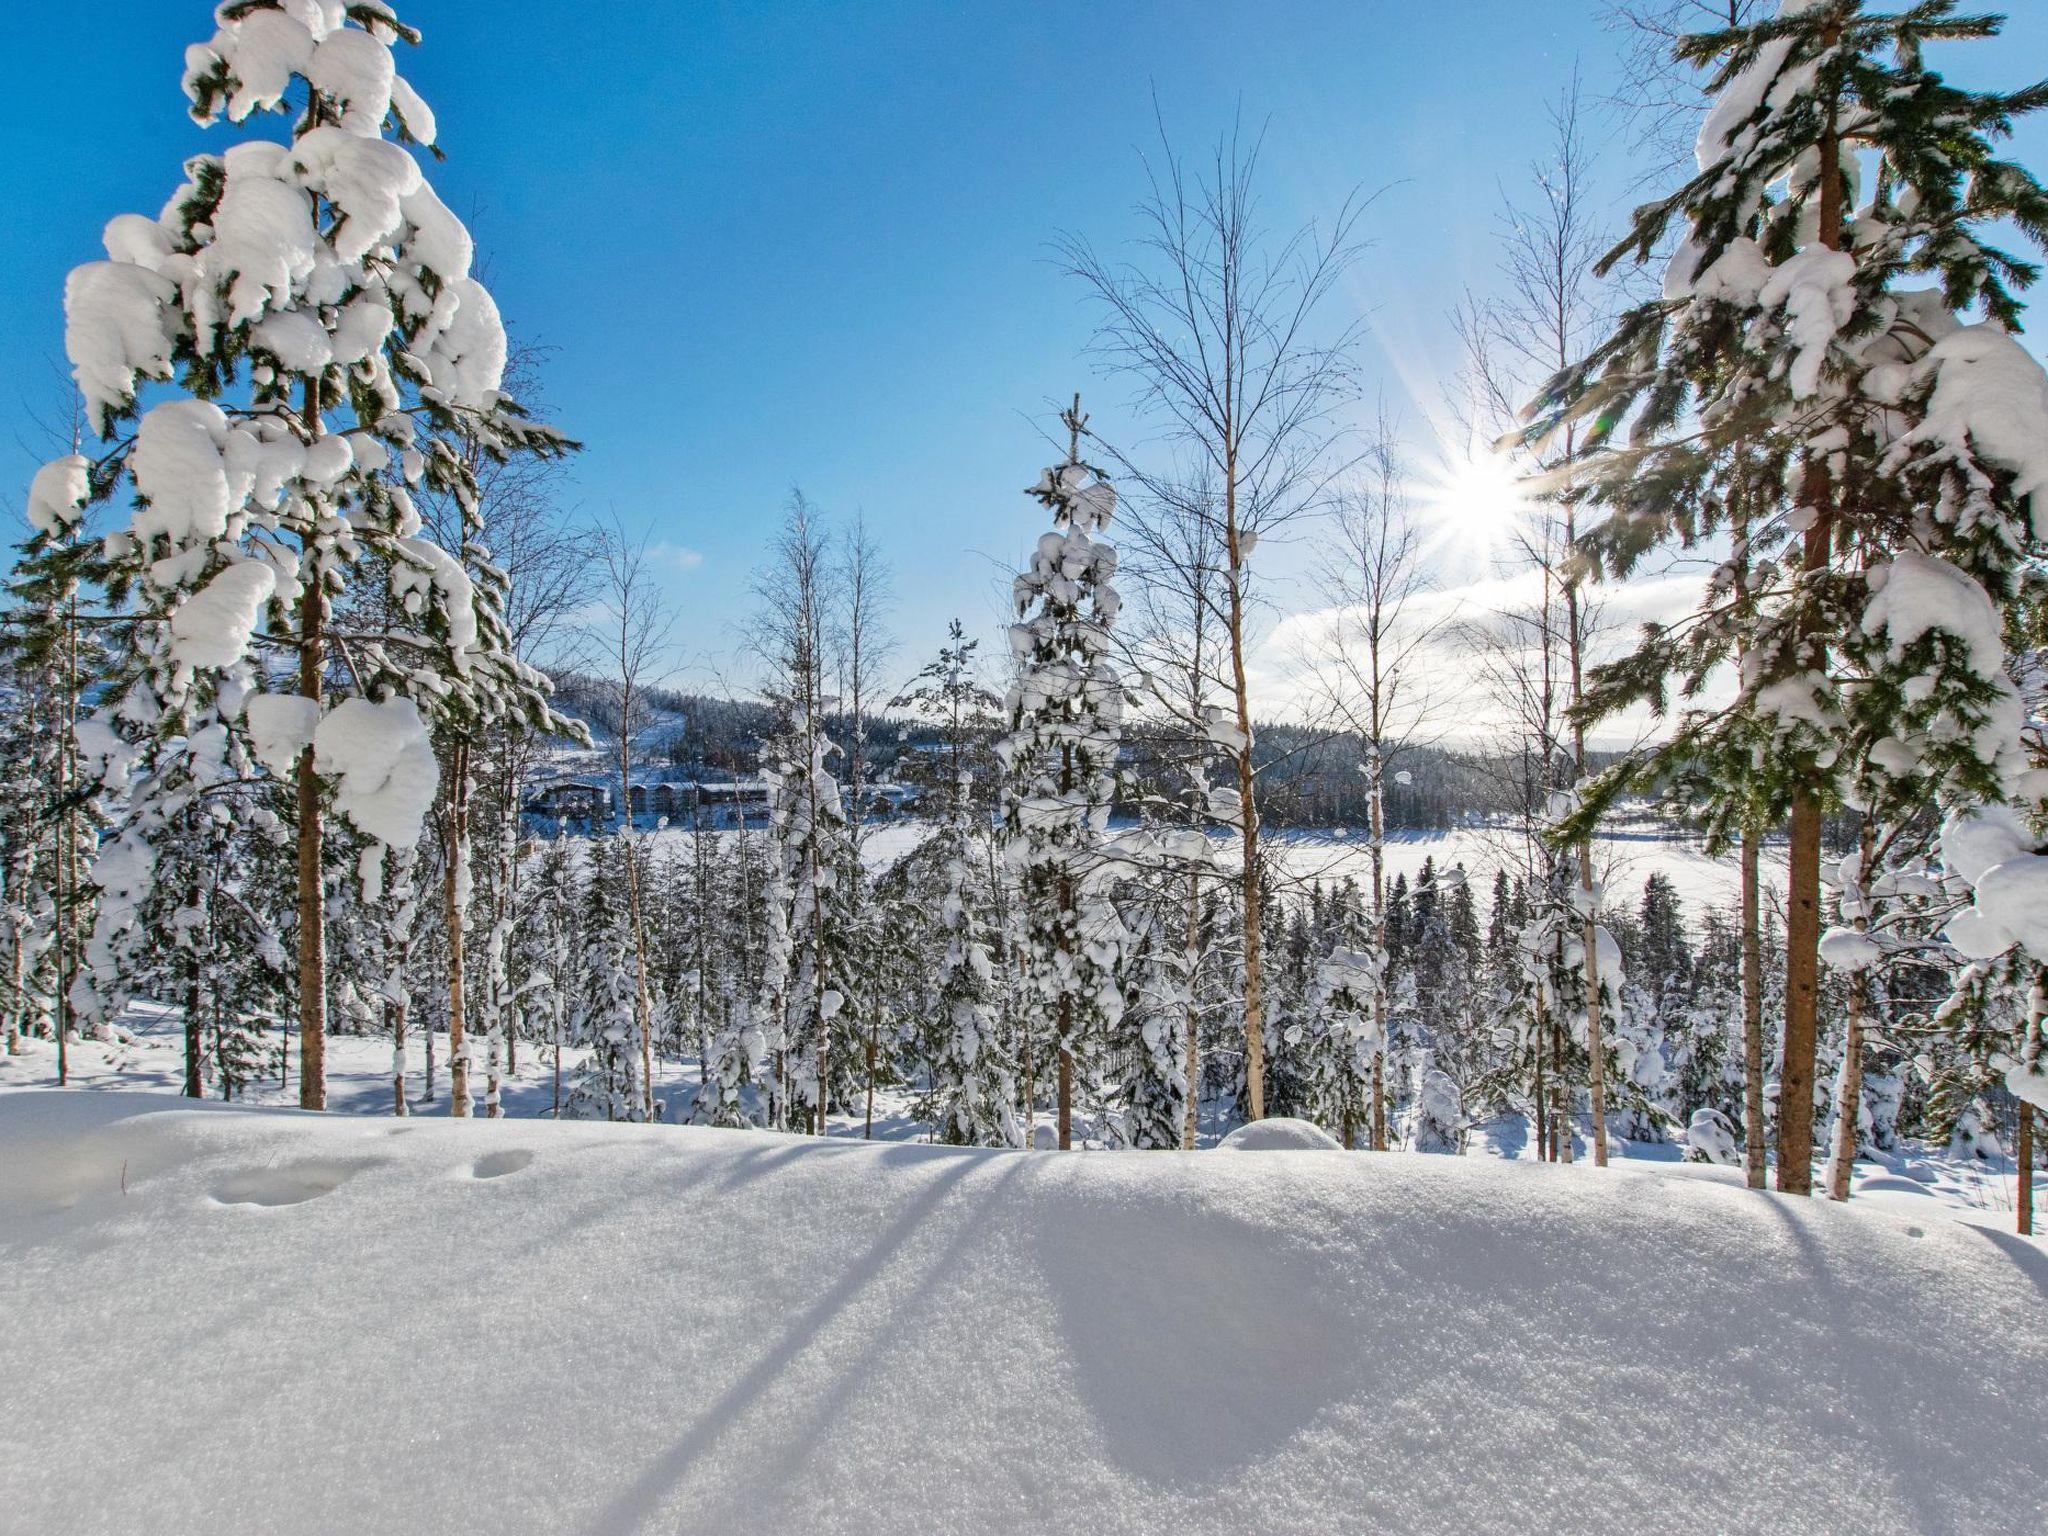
[759,735,852,1134]
[1306,947,1381,1147]
[0,490,107,1076]
[562,835,645,1122]
[998,400,1127,1151]
[1405,1049,1463,1154]
[1521,0,2048,1193]
[42,0,572,1110]
[927,772,1019,1147]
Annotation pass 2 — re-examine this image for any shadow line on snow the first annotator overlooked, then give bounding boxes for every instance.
[577,1148,994,1536]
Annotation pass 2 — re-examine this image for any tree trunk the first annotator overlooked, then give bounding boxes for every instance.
[1368,752,1388,1151]
[296,555,327,1111]
[1779,794,1822,1195]
[1555,1013,1574,1163]
[2018,1101,2034,1239]
[182,940,203,1099]
[1826,986,1865,1203]
[1778,63,1844,1199]
[1740,828,1768,1189]
[1577,840,1606,1166]
[1182,870,1201,1150]
[445,740,471,1119]
[1018,939,1035,1150]
[5,918,22,1056]
[623,832,656,1124]
[1827,828,1873,1202]
[1533,1006,1548,1161]
[2021,975,2041,1237]
[1225,461,1266,1122]
[1057,979,1074,1151]
[389,994,407,1118]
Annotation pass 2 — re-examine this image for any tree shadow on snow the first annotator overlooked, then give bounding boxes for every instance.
[576,1148,1004,1536]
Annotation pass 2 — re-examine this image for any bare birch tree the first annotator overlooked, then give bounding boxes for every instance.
[1060,119,1368,1121]
[1461,74,1622,1163]
[1306,414,1447,1148]
[589,515,676,1121]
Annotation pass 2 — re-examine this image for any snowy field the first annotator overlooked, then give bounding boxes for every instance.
[650,820,1757,914]
[4,1004,2032,1232]
[2,1088,2043,1534]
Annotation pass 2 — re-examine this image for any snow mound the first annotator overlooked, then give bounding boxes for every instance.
[2,1092,2044,1534]
[1214,1115,1344,1151]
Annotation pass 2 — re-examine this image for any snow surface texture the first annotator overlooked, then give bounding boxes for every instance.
[1215,1116,1343,1151]
[2,1092,2043,1536]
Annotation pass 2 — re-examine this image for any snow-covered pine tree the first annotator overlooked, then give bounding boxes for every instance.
[759,734,852,1135]
[0,481,105,1078]
[47,0,573,1110]
[1523,0,2048,1193]
[562,835,644,1122]
[1405,1049,1464,1153]
[927,772,1019,1146]
[998,399,1126,1151]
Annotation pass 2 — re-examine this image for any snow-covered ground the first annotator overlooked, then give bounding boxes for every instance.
[647,819,1754,912]
[6,1006,2033,1231]
[2,1088,2042,1534]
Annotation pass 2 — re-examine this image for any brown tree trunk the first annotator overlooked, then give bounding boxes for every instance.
[1182,871,1201,1150]
[1057,973,1074,1151]
[1556,1013,1574,1163]
[1740,829,1768,1189]
[1827,827,1874,1203]
[2019,1101,2034,1239]
[863,1016,877,1140]
[296,555,327,1111]
[389,995,408,1118]
[1578,839,1607,1166]
[1826,987,1865,1203]
[5,917,23,1056]
[1779,794,1822,1195]
[182,939,203,1099]
[445,740,470,1119]
[1778,60,1844,1198]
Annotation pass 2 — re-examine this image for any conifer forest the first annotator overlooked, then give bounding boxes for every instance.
[2,4,2045,1532]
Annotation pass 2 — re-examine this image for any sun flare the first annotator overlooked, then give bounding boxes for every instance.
[1414,446,1537,566]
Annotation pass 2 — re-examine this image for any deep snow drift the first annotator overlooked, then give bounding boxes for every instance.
[1,1093,2042,1535]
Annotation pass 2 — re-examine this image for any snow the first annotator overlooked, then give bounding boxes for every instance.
[307,26,396,137]
[1862,551,2005,681]
[26,453,89,537]
[313,696,439,854]
[129,399,236,553]
[195,143,317,332]
[244,693,320,778]
[415,276,508,406]
[211,7,315,121]
[1896,323,2048,514]
[1818,924,1882,973]
[167,561,276,670]
[64,259,177,431]
[1757,247,1857,399]
[290,127,423,264]
[1215,1116,1343,1151]
[0,1088,2042,1534]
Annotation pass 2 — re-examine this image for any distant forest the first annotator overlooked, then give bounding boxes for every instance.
[545,674,1627,833]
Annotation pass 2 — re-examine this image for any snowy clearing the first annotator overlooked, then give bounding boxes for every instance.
[1,1089,2042,1535]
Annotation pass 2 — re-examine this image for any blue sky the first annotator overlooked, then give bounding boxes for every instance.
[4,1,2045,698]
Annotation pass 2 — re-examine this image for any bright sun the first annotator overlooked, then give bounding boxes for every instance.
[1414,445,1537,567]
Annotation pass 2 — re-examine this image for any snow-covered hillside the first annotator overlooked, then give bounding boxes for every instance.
[2,1091,2041,1535]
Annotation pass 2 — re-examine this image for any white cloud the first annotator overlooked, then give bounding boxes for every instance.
[650,542,705,573]
[1249,566,1730,751]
